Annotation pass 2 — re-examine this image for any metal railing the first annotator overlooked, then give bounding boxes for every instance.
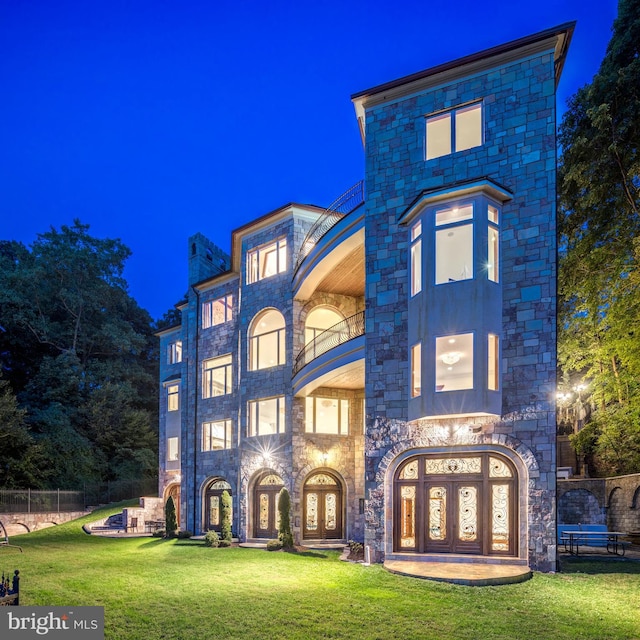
[0,479,158,513]
[293,311,365,376]
[293,181,364,276]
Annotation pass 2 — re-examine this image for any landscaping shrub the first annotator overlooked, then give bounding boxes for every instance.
[176,530,192,539]
[204,530,220,548]
[218,539,232,548]
[152,529,165,538]
[165,496,178,537]
[277,487,294,549]
[221,490,232,542]
[266,539,282,551]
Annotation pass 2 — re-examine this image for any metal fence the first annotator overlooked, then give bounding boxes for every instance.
[0,478,158,513]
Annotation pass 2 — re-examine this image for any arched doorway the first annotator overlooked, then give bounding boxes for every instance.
[165,483,181,527]
[394,452,517,556]
[253,472,284,539]
[204,479,232,533]
[303,471,343,540]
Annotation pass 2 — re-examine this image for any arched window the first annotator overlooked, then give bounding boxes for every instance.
[249,309,286,370]
[305,307,344,345]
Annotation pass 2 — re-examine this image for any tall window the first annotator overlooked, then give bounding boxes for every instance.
[249,309,286,370]
[248,396,285,436]
[247,238,287,284]
[410,221,422,296]
[167,341,182,364]
[488,334,499,391]
[487,205,499,283]
[167,384,179,411]
[202,420,232,451]
[202,354,232,398]
[411,343,421,398]
[203,295,233,329]
[167,437,179,462]
[435,333,473,392]
[305,307,344,345]
[435,204,474,284]
[305,397,349,434]
[425,103,483,160]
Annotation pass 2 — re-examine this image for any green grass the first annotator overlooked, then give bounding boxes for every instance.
[5,504,640,640]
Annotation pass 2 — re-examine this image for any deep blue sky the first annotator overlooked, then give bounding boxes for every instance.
[1,0,618,320]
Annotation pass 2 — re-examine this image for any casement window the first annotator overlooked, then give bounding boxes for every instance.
[305,397,349,435]
[410,220,422,296]
[488,205,499,283]
[425,103,483,160]
[167,340,182,364]
[488,334,499,391]
[167,384,180,412]
[202,295,233,329]
[249,309,286,370]
[167,437,179,462]
[435,333,474,392]
[248,396,285,436]
[246,238,287,284]
[411,343,421,398]
[202,354,232,398]
[202,420,232,451]
[435,204,474,284]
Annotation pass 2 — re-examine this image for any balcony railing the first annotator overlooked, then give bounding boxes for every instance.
[293,181,364,276]
[293,311,365,377]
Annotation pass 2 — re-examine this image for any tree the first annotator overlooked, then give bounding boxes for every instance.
[0,221,158,488]
[0,377,39,488]
[220,490,232,542]
[277,488,294,549]
[558,0,640,475]
[165,496,178,537]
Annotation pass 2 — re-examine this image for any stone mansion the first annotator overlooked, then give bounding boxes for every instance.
[157,23,575,573]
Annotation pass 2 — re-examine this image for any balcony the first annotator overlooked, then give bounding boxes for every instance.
[292,182,365,301]
[292,311,365,396]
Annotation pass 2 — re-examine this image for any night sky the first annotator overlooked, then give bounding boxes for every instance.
[1,0,618,320]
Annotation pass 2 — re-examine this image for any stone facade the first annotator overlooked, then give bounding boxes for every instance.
[157,24,574,572]
[558,475,640,533]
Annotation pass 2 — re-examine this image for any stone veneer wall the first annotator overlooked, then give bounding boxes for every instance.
[558,475,640,533]
[363,47,559,571]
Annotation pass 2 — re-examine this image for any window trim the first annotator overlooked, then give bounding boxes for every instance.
[167,437,179,462]
[202,294,233,329]
[248,396,286,437]
[167,340,182,364]
[167,383,180,412]
[202,354,233,399]
[410,221,422,297]
[246,238,287,284]
[425,102,483,161]
[305,396,349,435]
[202,419,232,451]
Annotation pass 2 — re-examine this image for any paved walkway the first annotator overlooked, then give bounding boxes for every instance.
[383,560,532,586]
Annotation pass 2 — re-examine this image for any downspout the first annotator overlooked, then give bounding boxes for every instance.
[192,286,200,535]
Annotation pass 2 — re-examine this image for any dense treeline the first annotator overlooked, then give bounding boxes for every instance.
[0,221,159,489]
[558,0,640,475]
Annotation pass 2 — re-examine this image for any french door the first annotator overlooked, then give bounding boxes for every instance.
[395,453,516,556]
[303,472,343,540]
[253,473,283,538]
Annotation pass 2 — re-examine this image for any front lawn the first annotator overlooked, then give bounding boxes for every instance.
[5,504,640,640]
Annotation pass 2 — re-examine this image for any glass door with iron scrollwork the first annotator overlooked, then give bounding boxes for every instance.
[253,473,283,539]
[303,472,342,540]
[394,453,516,556]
